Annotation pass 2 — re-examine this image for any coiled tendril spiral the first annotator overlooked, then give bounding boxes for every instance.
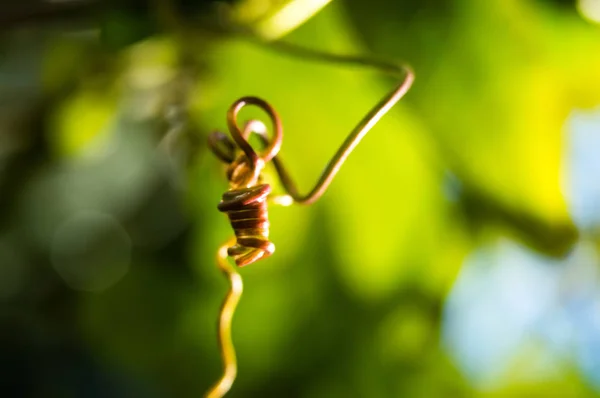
[209,97,283,267]
[217,184,274,266]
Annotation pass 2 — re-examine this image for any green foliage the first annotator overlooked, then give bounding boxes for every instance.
[2,0,600,397]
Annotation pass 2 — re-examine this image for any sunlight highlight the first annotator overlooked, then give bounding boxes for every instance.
[578,0,600,23]
[254,0,334,39]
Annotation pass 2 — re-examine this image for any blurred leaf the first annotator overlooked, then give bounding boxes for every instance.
[343,0,599,256]
[229,0,334,39]
[51,90,116,157]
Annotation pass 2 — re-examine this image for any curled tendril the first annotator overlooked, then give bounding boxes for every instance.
[206,43,414,398]
[226,96,284,167]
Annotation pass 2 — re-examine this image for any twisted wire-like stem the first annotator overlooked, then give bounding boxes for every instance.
[206,238,243,398]
[205,38,415,398]
[267,55,414,205]
[226,41,415,205]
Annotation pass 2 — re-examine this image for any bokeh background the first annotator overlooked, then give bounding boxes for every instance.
[2,0,600,396]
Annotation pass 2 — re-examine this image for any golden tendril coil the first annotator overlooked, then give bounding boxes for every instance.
[205,48,414,398]
[217,184,275,267]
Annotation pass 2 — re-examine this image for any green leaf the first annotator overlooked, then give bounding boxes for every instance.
[343,0,596,255]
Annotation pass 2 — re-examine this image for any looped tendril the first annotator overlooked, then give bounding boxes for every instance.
[226,96,283,167]
[206,43,415,398]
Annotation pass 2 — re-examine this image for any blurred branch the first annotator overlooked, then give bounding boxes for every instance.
[459,186,579,258]
[0,0,104,32]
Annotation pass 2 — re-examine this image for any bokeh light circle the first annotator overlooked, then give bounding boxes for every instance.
[51,211,131,292]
